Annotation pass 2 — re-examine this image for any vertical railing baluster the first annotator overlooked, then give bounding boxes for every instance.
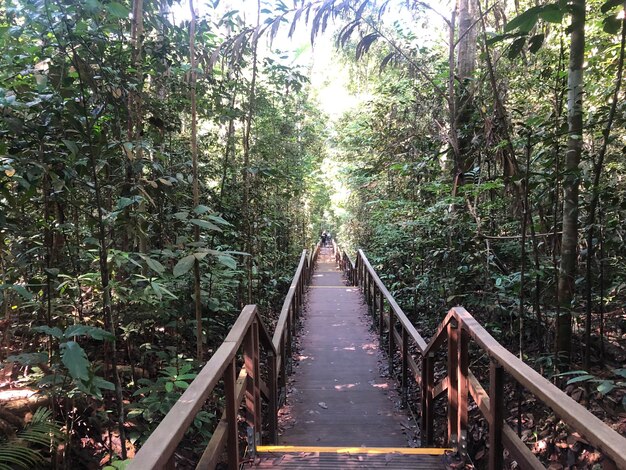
[268,350,278,443]
[457,329,469,457]
[421,352,434,446]
[253,321,261,443]
[279,333,287,397]
[447,319,459,448]
[225,359,238,470]
[378,291,384,338]
[401,327,408,406]
[244,324,257,449]
[388,307,395,376]
[488,361,504,470]
[286,312,293,375]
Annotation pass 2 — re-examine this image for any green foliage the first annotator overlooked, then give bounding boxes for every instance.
[555,370,626,407]
[129,360,215,444]
[0,408,62,470]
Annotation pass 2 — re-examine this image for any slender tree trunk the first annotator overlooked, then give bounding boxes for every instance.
[189,0,202,361]
[556,0,585,359]
[455,0,477,174]
[242,0,260,304]
[126,0,146,254]
[583,13,625,367]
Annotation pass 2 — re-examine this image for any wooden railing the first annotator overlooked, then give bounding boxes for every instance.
[338,248,626,470]
[129,246,318,470]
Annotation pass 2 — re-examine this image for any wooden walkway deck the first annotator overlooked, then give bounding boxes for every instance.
[131,245,626,470]
[251,247,446,468]
[278,247,411,446]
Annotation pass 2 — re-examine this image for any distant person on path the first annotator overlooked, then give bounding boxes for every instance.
[321,231,327,246]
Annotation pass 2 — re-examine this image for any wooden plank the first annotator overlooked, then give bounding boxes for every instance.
[433,376,449,399]
[223,305,257,345]
[453,307,626,468]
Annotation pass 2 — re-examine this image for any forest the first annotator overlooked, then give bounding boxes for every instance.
[0,0,625,467]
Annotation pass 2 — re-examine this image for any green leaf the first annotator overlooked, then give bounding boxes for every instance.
[528,33,545,53]
[64,325,114,341]
[106,2,130,18]
[603,15,621,34]
[173,254,196,277]
[193,204,211,214]
[508,37,527,59]
[5,284,33,300]
[190,219,222,232]
[596,380,615,395]
[165,381,174,393]
[601,0,623,13]
[614,368,626,379]
[174,381,189,389]
[566,374,595,384]
[138,254,165,274]
[116,196,140,210]
[538,4,564,23]
[505,6,541,32]
[6,352,49,365]
[33,326,63,339]
[217,255,237,270]
[62,139,79,155]
[207,214,232,226]
[61,341,91,381]
[92,375,115,391]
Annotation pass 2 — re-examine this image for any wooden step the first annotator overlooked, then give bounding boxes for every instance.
[249,446,449,469]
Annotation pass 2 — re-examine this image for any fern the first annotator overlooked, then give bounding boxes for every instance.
[0,407,61,470]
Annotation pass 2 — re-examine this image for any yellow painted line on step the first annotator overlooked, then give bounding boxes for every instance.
[256,446,451,455]
[309,286,355,289]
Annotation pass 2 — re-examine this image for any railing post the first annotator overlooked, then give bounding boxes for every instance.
[457,328,469,457]
[279,333,287,398]
[378,291,384,339]
[388,308,395,376]
[244,321,260,449]
[421,352,434,446]
[224,359,239,470]
[447,319,459,449]
[401,327,408,406]
[268,351,278,443]
[286,312,293,375]
[488,360,504,470]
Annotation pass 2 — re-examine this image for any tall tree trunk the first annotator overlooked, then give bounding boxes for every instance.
[583,14,625,367]
[556,0,585,359]
[242,0,261,304]
[189,0,202,361]
[455,0,477,174]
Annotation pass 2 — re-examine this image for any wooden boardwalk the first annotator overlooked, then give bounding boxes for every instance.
[278,247,411,447]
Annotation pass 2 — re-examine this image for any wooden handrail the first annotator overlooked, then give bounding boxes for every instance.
[357,249,428,352]
[130,247,316,470]
[425,306,626,469]
[272,250,308,352]
[128,305,261,469]
[340,249,626,470]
